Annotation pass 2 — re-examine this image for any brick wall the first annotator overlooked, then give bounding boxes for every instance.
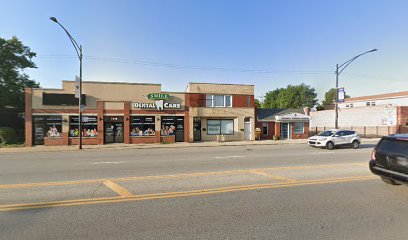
[44,133,69,146]
[97,101,104,144]
[25,88,33,146]
[255,121,275,140]
[291,122,309,139]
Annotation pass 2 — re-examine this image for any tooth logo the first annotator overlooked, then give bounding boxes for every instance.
[155,100,164,111]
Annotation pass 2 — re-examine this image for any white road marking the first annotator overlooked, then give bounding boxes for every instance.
[91,161,126,165]
[215,156,245,159]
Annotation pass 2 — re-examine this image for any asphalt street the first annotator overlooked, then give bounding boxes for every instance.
[1,143,408,239]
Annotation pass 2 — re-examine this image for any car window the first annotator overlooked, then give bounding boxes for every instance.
[335,131,345,137]
[377,138,408,155]
[317,131,335,137]
[344,131,355,136]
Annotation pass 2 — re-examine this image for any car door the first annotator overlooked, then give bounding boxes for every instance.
[343,131,354,144]
[333,131,346,145]
[375,137,408,175]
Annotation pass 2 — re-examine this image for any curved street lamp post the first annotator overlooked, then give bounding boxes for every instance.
[50,17,83,149]
[334,49,377,129]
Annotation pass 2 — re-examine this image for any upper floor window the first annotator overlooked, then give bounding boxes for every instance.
[206,95,232,107]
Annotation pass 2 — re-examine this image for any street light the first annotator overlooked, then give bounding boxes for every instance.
[50,17,83,150]
[334,48,377,129]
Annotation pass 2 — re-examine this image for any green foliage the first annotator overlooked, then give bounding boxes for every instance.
[0,127,17,144]
[0,36,39,111]
[263,84,317,109]
[318,88,351,110]
[254,99,262,108]
[321,88,350,107]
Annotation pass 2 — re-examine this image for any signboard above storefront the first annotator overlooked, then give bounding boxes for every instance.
[147,93,170,100]
[275,113,310,122]
[134,93,181,111]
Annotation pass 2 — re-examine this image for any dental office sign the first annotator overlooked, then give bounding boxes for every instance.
[134,93,181,111]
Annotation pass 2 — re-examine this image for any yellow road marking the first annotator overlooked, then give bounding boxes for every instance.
[0,175,378,212]
[103,180,134,198]
[0,162,367,189]
[249,170,296,182]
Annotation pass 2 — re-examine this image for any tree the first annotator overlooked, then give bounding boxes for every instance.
[263,88,283,108]
[0,36,39,111]
[254,99,262,108]
[320,88,350,109]
[262,84,317,109]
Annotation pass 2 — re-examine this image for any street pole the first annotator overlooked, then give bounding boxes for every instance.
[50,17,83,150]
[334,49,377,129]
[335,64,339,129]
[79,46,83,149]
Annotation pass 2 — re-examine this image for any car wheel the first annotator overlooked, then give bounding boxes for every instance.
[352,140,360,149]
[381,177,401,185]
[326,141,334,150]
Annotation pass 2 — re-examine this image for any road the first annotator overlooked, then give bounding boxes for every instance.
[1,143,408,239]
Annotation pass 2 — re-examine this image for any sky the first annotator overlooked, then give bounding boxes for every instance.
[1,0,408,102]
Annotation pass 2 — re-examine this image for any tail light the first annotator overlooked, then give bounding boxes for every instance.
[371,149,376,161]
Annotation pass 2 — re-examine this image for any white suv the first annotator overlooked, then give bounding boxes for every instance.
[308,129,361,150]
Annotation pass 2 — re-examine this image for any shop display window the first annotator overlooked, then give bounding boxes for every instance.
[69,116,98,137]
[32,115,62,145]
[207,119,234,135]
[130,116,156,136]
[294,122,304,134]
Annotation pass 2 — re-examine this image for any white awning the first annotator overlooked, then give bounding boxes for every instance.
[275,113,310,122]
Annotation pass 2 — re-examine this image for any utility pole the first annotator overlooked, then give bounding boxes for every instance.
[334,49,377,129]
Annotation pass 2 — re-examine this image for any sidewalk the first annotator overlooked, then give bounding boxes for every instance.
[0,138,381,154]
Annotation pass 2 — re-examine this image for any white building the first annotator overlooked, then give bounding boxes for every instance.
[311,91,408,137]
[339,91,408,109]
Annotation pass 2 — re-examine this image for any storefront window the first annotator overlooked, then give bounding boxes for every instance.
[32,115,62,145]
[69,116,98,137]
[207,119,234,135]
[161,116,176,136]
[130,116,155,136]
[294,122,304,134]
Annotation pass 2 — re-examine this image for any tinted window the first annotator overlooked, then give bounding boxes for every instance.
[377,139,408,156]
[336,131,345,136]
[317,131,335,136]
[43,93,86,106]
[344,131,355,136]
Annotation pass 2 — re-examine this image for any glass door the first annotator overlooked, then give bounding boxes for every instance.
[281,123,289,140]
[104,123,115,144]
[193,118,201,142]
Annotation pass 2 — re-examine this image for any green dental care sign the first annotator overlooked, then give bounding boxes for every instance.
[147,93,170,100]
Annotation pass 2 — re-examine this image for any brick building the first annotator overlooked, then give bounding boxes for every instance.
[255,108,310,140]
[25,81,255,146]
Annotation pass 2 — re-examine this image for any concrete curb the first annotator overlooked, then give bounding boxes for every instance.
[0,138,381,154]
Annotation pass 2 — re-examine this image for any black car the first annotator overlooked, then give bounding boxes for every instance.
[369,134,408,185]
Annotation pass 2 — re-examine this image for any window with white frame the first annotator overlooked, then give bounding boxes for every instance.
[205,95,232,107]
[262,123,268,135]
[207,119,234,135]
[294,122,304,134]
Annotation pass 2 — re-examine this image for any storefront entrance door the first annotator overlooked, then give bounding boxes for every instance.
[193,118,201,142]
[281,122,290,140]
[104,116,124,144]
[244,117,251,140]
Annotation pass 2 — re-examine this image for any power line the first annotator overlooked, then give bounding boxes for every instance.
[37,54,332,75]
[342,73,408,83]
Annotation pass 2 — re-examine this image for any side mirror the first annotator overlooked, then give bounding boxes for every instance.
[333,134,339,137]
